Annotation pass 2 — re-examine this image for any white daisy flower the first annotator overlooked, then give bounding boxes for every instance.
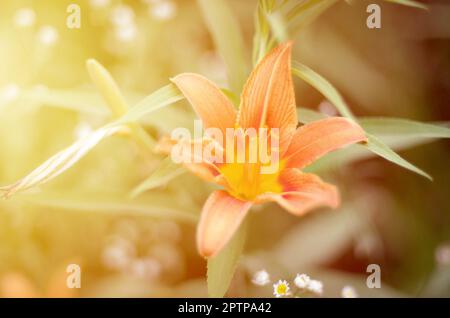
[341,285,358,298]
[273,280,290,298]
[294,273,310,289]
[252,270,270,286]
[307,279,323,295]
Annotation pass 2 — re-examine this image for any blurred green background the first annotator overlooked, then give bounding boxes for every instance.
[0,0,449,297]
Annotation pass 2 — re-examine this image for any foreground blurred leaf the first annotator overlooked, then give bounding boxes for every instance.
[19,191,198,224]
[419,266,450,297]
[130,157,185,198]
[207,220,247,298]
[292,61,356,120]
[272,203,365,270]
[197,0,248,94]
[25,87,108,116]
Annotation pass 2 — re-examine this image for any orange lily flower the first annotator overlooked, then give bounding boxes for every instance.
[169,42,367,258]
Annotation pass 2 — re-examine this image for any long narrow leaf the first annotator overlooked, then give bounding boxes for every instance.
[197,0,248,94]
[207,220,247,297]
[364,133,432,180]
[130,157,185,198]
[0,125,125,198]
[360,117,450,139]
[297,108,437,179]
[292,61,356,120]
[384,0,427,10]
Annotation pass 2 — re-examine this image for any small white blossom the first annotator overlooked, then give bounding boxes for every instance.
[13,8,36,27]
[341,285,358,298]
[436,244,450,266]
[74,122,93,140]
[294,273,310,289]
[90,0,110,8]
[0,84,20,103]
[307,279,323,295]
[111,5,135,27]
[252,270,270,286]
[273,280,290,298]
[115,23,137,42]
[150,0,177,21]
[37,26,59,45]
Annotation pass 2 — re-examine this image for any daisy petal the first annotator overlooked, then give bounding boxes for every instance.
[171,73,236,135]
[259,169,338,216]
[238,42,297,153]
[284,117,367,169]
[197,190,252,258]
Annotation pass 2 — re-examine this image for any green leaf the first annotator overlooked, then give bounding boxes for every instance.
[266,11,288,43]
[360,117,450,139]
[364,133,432,180]
[252,0,276,65]
[1,84,184,198]
[292,61,356,120]
[0,125,125,198]
[287,0,339,34]
[197,0,248,94]
[130,157,185,198]
[297,108,436,180]
[383,0,428,10]
[118,84,184,124]
[207,220,247,297]
[298,107,327,123]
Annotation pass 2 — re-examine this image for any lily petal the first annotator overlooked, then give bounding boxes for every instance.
[171,73,237,135]
[284,117,367,169]
[238,42,297,153]
[155,136,226,185]
[259,169,338,216]
[197,190,252,258]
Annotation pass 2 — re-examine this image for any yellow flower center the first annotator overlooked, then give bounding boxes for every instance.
[277,283,287,295]
[218,133,284,201]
